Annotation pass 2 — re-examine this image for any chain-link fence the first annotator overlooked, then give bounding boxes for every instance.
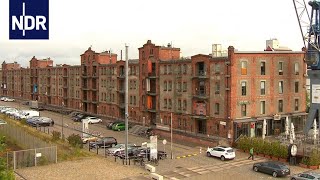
[7,146,57,170]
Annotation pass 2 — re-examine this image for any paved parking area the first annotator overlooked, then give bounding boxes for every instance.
[1,101,317,179]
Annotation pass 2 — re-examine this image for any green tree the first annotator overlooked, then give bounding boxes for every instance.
[0,136,14,180]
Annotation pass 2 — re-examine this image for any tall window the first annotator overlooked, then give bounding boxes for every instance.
[178,100,181,110]
[168,99,172,109]
[215,103,220,114]
[164,81,167,91]
[278,100,283,112]
[183,100,187,110]
[241,104,247,116]
[278,62,283,75]
[164,99,167,108]
[215,64,221,73]
[294,63,299,75]
[215,81,220,94]
[183,82,187,92]
[260,101,266,114]
[241,61,247,75]
[279,81,284,94]
[295,81,299,93]
[295,99,299,111]
[183,64,187,74]
[168,81,172,91]
[177,82,182,92]
[164,65,167,74]
[241,81,247,96]
[260,81,266,95]
[260,62,266,75]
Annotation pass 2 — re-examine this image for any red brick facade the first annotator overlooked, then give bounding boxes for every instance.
[0,40,307,144]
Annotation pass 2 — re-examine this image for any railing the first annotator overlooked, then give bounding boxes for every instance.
[197,71,206,76]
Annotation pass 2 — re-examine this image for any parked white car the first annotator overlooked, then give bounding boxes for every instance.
[82,117,102,124]
[4,98,15,102]
[206,146,236,161]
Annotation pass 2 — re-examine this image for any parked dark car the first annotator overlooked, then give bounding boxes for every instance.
[26,116,41,126]
[253,161,290,177]
[28,117,54,127]
[291,172,320,180]
[124,147,167,160]
[73,114,89,122]
[89,137,117,149]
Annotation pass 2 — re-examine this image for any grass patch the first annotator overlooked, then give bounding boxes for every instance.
[0,115,95,162]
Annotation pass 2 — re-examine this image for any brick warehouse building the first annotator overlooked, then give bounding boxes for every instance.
[0,40,307,144]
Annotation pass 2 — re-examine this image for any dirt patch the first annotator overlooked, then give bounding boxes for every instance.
[16,156,147,180]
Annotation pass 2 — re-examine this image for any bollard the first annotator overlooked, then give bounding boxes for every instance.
[200,147,202,154]
[96,147,98,154]
[122,158,124,165]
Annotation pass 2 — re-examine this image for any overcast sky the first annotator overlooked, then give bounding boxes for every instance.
[0,0,306,67]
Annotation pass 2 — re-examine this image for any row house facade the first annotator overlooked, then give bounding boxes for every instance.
[0,40,307,142]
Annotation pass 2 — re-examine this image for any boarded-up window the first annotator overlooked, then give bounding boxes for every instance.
[241,61,247,75]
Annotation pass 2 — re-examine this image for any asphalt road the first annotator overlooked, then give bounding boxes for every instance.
[1,100,316,180]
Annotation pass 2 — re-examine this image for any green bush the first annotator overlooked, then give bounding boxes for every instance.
[52,131,61,141]
[262,141,271,155]
[237,136,251,151]
[270,142,281,157]
[67,134,83,148]
[38,156,49,166]
[309,150,320,166]
[20,119,27,125]
[237,137,289,158]
[301,157,310,166]
[278,145,288,159]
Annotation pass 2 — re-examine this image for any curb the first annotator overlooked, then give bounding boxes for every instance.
[176,153,198,159]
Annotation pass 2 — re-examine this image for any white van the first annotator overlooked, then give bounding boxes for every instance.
[19,110,40,119]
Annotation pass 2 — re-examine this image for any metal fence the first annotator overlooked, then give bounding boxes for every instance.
[0,121,51,149]
[7,146,57,170]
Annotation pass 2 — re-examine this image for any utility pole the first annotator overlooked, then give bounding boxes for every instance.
[62,101,65,140]
[170,112,173,159]
[125,44,129,165]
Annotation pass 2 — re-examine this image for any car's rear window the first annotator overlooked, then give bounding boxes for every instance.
[227,149,234,153]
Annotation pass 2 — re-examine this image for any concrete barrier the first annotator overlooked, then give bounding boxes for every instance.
[145,164,155,173]
[150,173,163,180]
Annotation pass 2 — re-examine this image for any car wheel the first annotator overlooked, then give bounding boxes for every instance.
[291,178,296,180]
[253,166,258,172]
[207,152,211,157]
[220,156,225,161]
[272,171,277,177]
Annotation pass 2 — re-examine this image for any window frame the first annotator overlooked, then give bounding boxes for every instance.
[241,61,248,75]
[241,81,247,96]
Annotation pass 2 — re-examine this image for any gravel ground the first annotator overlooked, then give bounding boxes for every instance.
[15,156,147,180]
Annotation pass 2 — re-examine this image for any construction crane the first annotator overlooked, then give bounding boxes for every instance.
[293,0,320,134]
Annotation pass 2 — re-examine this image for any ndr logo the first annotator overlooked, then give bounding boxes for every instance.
[9,0,49,40]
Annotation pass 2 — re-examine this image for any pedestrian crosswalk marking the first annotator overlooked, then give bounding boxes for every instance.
[160,157,267,179]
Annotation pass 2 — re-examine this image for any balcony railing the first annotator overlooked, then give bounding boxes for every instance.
[193,90,208,99]
[193,71,208,78]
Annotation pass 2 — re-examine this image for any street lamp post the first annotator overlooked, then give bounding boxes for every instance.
[62,101,65,140]
[170,113,173,159]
